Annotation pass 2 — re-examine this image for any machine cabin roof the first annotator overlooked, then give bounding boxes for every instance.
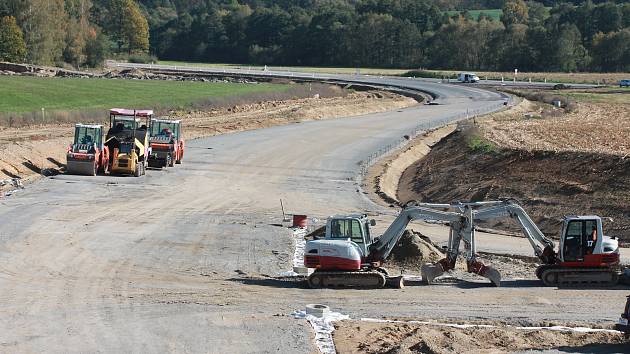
[329,214,368,221]
[152,118,181,124]
[109,108,154,117]
[75,124,103,129]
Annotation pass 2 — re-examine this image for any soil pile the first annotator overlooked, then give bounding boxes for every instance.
[334,320,627,354]
[388,230,444,267]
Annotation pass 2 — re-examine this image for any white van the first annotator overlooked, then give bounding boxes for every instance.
[457,72,480,83]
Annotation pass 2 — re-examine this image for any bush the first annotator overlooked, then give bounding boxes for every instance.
[401,70,444,79]
[468,135,497,154]
[128,54,157,64]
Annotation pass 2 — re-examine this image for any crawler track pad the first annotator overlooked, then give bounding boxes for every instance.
[482,266,502,287]
[421,263,445,284]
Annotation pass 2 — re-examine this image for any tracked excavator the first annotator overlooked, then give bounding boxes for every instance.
[421,200,621,287]
[304,205,468,288]
[304,199,620,288]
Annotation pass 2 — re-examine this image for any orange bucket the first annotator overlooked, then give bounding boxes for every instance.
[292,215,308,228]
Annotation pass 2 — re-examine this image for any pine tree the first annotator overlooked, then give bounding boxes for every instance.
[0,15,26,62]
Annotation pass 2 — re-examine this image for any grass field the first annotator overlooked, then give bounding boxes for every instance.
[445,9,502,21]
[156,61,411,76]
[560,88,630,104]
[0,76,289,114]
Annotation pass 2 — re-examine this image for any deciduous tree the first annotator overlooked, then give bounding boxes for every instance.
[0,15,26,62]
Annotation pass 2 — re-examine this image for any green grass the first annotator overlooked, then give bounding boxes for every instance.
[0,76,290,113]
[562,88,630,104]
[468,135,498,154]
[446,9,502,21]
[156,60,411,76]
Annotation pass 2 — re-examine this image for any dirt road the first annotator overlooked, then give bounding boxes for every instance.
[1,74,625,353]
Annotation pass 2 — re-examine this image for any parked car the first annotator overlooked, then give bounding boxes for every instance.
[620,79,630,87]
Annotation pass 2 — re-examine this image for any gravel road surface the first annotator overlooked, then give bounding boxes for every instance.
[1,71,625,353]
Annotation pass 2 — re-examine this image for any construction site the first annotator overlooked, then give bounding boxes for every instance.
[0,63,629,353]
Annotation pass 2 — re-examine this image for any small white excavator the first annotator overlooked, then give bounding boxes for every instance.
[304,199,621,288]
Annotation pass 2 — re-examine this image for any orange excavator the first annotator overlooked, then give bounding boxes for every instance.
[304,200,621,288]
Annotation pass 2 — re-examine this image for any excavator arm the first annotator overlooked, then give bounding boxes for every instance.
[421,199,557,286]
[368,206,465,262]
[471,200,556,264]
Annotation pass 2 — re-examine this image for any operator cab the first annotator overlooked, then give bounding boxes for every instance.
[72,124,103,152]
[559,216,619,265]
[325,214,375,256]
[108,109,153,134]
[150,119,181,141]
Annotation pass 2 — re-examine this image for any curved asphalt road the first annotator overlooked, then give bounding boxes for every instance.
[0,70,624,353]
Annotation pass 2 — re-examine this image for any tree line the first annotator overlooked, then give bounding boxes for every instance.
[0,0,148,67]
[0,0,629,72]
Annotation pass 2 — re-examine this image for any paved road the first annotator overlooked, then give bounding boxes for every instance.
[0,71,625,353]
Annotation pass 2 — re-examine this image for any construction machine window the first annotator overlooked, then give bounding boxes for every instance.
[330,219,364,244]
[112,117,137,131]
[151,122,177,139]
[564,220,599,261]
[74,127,101,146]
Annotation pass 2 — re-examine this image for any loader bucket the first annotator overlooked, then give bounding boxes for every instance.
[481,266,502,287]
[421,262,445,284]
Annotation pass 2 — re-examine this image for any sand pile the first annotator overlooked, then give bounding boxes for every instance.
[334,320,627,354]
[389,230,444,267]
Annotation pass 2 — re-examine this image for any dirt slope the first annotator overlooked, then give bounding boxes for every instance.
[398,128,630,242]
[398,99,630,242]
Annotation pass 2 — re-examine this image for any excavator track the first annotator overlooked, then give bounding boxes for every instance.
[538,265,620,287]
[307,271,387,289]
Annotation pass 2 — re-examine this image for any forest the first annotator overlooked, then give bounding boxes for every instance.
[0,0,629,72]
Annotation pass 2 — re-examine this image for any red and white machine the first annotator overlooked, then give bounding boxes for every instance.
[148,118,185,168]
[304,200,620,288]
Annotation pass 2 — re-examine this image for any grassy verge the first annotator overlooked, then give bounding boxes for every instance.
[561,88,630,104]
[416,70,630,85]
[156,61,630,85]
[0,76,296,127]
[156,61,411,76]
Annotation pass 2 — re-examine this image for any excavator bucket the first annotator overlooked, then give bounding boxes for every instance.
[421,262,445,284]
[481,266,502,287]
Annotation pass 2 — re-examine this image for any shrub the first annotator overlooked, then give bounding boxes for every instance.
[128,54,157,64]
[468,135,498,154]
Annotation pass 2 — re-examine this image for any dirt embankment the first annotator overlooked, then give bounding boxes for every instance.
[397,99,630,242]
[0,89,415,191]
[334,320,627,354]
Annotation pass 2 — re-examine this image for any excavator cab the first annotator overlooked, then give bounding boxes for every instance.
[325,215,374,256]
[559,216,619,266]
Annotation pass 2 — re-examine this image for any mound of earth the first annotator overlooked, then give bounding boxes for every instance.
[334,320,627,354]
[398,128,630,243]
[388,230,444,267]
